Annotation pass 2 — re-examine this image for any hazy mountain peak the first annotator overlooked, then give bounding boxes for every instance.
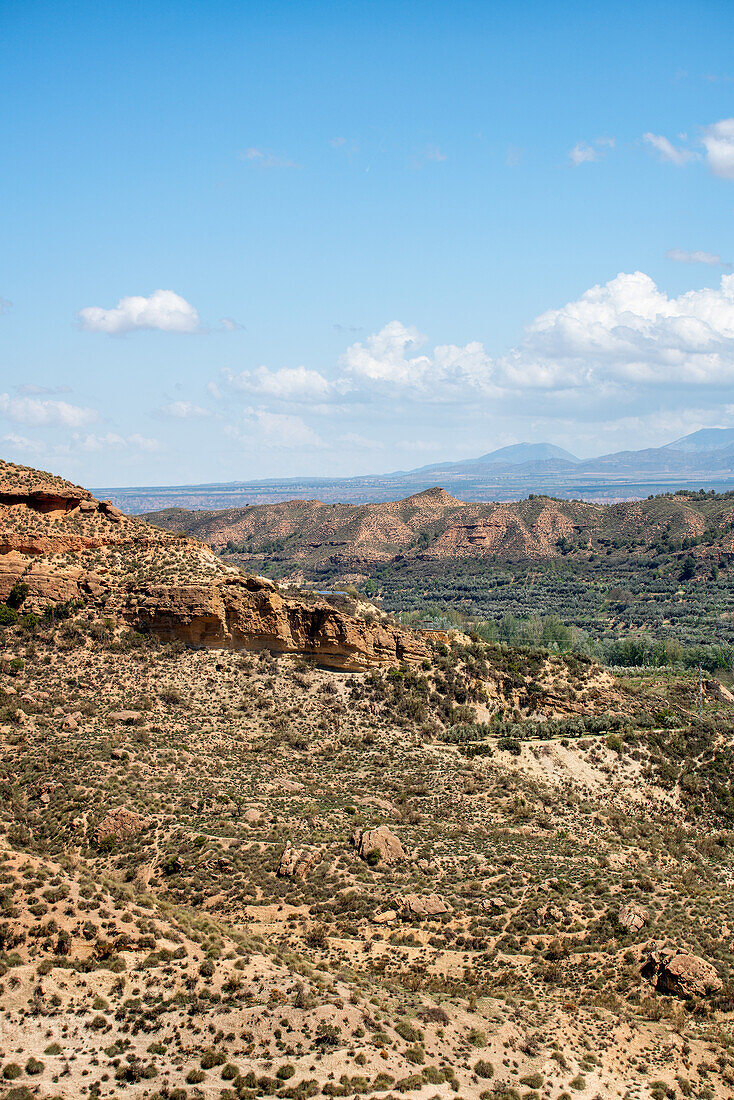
[478,442,580,465]
[665,427,734,453]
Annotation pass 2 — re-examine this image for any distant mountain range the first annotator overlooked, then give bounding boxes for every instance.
[97,427,734,512]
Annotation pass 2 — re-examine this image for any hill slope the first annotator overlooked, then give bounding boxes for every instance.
[144,485,734,570]
[3,458,734,1098]
[0,458,425,670]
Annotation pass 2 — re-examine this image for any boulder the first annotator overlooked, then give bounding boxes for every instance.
[108,710,141,724]
[80,571,106,596]
[399,893,449,918]
[277,843,321,880]
[96,807,147,844]
[617,902,648,934]
[101,501,124,522]
[642,944,722,998]
[354,825,406,866]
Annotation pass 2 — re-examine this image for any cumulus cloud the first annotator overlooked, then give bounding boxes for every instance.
[219,316,246,331]
[3,430,159,461]
[337,273,734,405]
[340,321,496,395]
[642,132,695,166]
[223,365,332,402]
[2,433,44,454]
[77,290,200,335]
[702,118,734,179]
[0,393,98,429]
[499,270,734,388]
[225,410,323,449]
[667,248,731,269]
[155,401,211,420]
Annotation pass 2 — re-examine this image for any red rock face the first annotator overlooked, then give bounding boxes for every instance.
[0,458,427,672]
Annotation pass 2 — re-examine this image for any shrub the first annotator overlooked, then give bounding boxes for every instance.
[520,1073,544,1089]
[474,1060,494,1079]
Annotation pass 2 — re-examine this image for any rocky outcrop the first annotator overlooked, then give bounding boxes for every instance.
[0,458,428,672]
[642,944,722,998]
[399,893,449,918]
[353,825,406,865]
[96,808,147,844]
[277,844,322,880]
[617,902,648,934]
[125,575,427,671]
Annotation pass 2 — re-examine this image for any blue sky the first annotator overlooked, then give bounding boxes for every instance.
[3,0,734,485]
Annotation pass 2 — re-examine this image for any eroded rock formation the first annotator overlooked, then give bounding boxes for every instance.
[125,574,426,670]
[0,459,427,671]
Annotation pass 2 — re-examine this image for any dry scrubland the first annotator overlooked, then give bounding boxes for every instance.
[1,459,734,1100]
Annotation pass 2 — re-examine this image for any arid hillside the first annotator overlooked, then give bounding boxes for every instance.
[3,458,734,1099]
[2,586,734,1098]
[0,459,425,671]
[144,486,734,574]
[144,487,734,655]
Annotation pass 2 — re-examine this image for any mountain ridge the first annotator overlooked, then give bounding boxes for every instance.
[96,426,734,512]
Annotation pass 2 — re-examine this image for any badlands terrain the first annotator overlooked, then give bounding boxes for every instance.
[1,459,734,1100]
[145,487,734,652]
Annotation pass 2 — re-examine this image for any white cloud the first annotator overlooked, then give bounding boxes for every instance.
[0,297,12,314]
[3,430,159,461]
[225,410,323,449]
[642,132,695,166]
[77,289,200,335]
[0,393,98,429]
[499,270,734,388]
[702,118,734,180]
[337,272,734,407]
[667,248,731,269]
[72,432,160,453]
[569,142,599,166]
[223,365,332,402]
[340,321,496,395]
[569,137,614,166]
[240,148,300,169]
[2,433,44,454]
[155,401,211,420]
[338,432,382,449]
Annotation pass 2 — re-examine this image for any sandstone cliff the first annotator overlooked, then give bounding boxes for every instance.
[0,459,426,670]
